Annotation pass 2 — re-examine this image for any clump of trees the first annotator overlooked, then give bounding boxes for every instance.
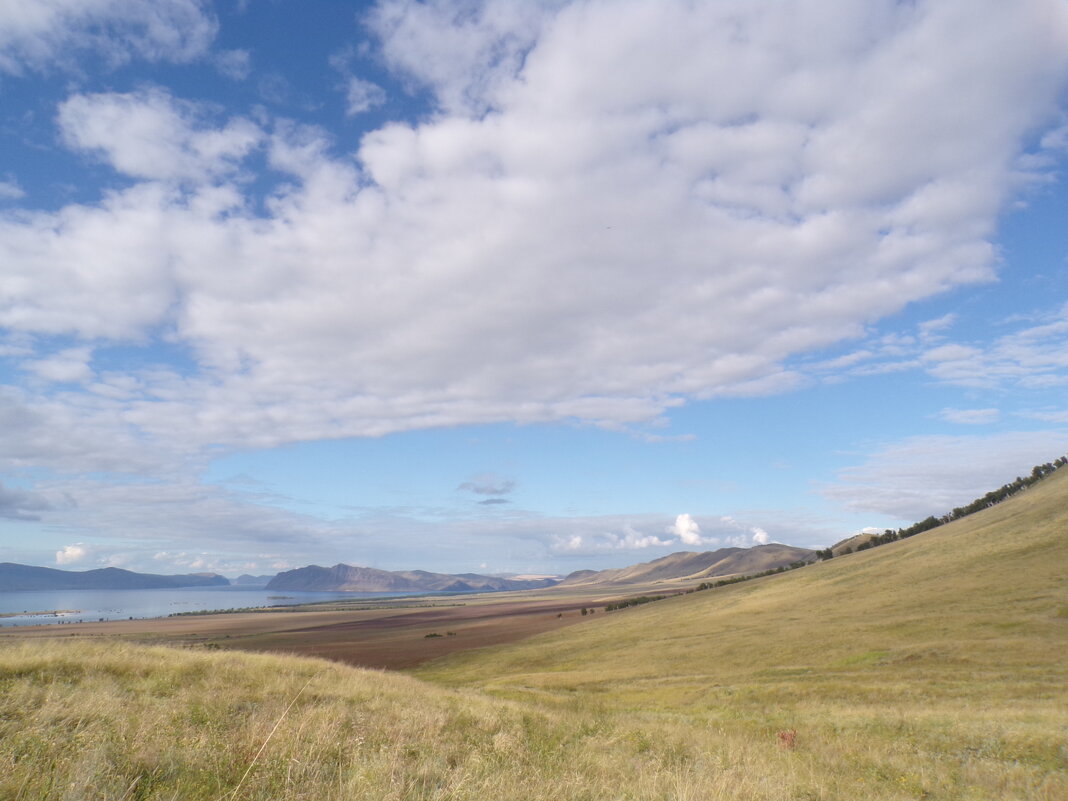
[817,455,1067,561]
[604,595,667,612]
[693,560,809,593]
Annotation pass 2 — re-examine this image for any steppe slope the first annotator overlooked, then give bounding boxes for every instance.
[422,466,1068,692]
[418,467,1068,797]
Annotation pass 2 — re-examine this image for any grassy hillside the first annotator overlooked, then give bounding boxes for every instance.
[2,468,1066,799]
[2,639,760,801]
[417,466,1068,798]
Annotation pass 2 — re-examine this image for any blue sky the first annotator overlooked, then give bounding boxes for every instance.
[1,0,1067,578]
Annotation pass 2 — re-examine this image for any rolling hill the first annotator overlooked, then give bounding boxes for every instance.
[0,562,230,590]
[424,467,1068,689]
[558,543,814,586]
[416,464,1068,797]
[266,563,559,592]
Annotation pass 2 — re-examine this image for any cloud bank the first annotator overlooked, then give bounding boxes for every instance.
[0,1,1065,476]
[1,1,1068,572]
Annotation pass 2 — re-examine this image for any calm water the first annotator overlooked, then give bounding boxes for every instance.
[0,586,423,627]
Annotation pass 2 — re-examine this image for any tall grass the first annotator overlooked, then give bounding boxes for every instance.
[1,639,836,800]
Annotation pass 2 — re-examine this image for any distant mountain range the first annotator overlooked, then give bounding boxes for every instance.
[0,563,230,591]
[559,544,815,586]
[1,544,815,594]
[267,564,561,593]
[267,546,814,593]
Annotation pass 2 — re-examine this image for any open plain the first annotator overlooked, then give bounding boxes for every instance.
[0,585,641,669]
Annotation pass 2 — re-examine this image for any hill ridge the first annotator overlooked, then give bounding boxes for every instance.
[266,563,559,593]
[560,543,814,586]
[0,562,229,590]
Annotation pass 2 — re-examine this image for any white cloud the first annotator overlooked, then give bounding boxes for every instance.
[367,0,557,116]
[56,543,90,565]
[26,474,353,571]
[669,513,702,546]
[918,313,957,340]
[0,0,216,75]
[822,430,1068,520]
[938,407,1001,425]
[541,512,786,555]
[343,77,386,115]
[0,180,25,200]
[0,0,1065,471]
[58,88,262,183]
[22,346,94,384]
[808,302,1068,390]
[922,305,1068,389]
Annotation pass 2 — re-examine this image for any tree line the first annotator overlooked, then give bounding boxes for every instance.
[814,455,1068,560]
[693,560,810,592]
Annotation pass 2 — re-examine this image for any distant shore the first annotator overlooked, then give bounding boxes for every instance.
[0,609,81,618]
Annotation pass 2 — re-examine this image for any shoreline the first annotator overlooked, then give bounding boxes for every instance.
[0,609,81,618]
[0,585,635,670]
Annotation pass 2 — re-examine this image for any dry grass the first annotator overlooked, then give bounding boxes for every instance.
[416,467,1068,799]
[1,639,845,801]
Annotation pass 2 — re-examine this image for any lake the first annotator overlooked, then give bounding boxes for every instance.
[0,586,424,627]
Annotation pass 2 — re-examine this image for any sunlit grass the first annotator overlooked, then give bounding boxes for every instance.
[0,639,832,800]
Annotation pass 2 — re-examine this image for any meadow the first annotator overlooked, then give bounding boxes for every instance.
[1,468,1066,799]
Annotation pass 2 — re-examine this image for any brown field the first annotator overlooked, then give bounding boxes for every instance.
[0,586,639,670]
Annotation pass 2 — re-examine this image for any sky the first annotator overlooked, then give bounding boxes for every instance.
[1,0,1068,579]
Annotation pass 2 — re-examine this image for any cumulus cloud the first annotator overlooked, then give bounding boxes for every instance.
[669,513,703,546]
[55,543,90,565]
[0,0,1066,471]
[549,524,672,553]
[822,430,1068,520]
[21,346,94,384]
[57,88,262,183]
[537,512,783,555]
[367,0,556,116]
[0,0,217,74]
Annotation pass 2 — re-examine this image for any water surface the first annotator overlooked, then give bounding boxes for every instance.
[0,586,422,627]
